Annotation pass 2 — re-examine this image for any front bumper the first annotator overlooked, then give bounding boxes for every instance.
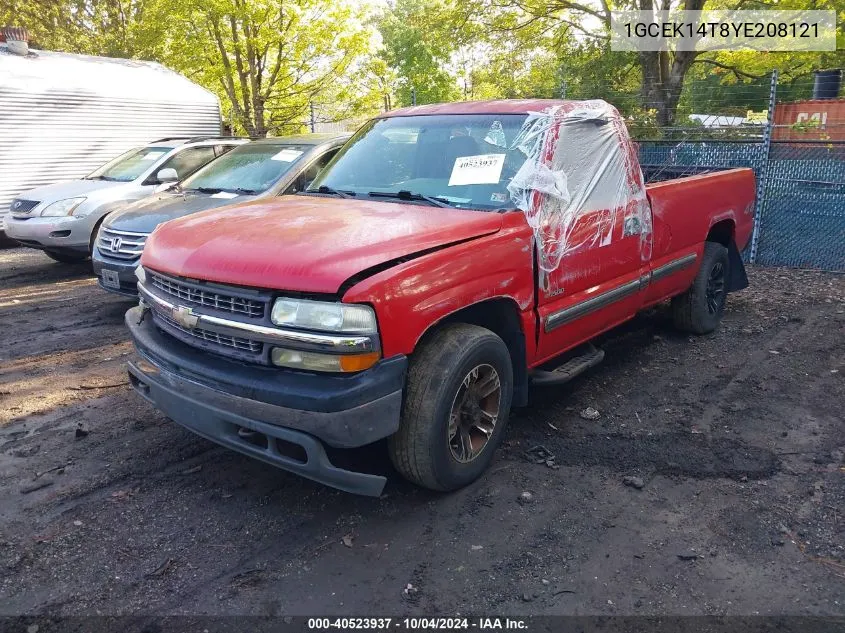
[92,247,140,296]
[125,306,407,496]
[4,215,92,251]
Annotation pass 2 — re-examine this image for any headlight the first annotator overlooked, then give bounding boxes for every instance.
[269,298,380,372]
[270,298,377,333]
[40,197,87,217]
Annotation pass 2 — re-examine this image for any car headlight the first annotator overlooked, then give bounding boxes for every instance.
[270,298,377,333]
[39,197,87,217]
[269,298,380,372]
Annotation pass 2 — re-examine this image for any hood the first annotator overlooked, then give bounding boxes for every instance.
[142,196,503,294]
[105,190,259,234]
[18,179,131,204]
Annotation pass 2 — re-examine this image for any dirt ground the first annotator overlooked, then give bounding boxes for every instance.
[1,246,843,618]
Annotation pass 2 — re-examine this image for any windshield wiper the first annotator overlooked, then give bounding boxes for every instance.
[367,190,455,208]
[231,187,258,195]
[191,186,223,194]
[311,185,355,199]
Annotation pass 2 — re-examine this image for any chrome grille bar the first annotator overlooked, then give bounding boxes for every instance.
[157,312,262,353]
[98,227,149,261]
[138,282,375,353]
[149,271,265,318]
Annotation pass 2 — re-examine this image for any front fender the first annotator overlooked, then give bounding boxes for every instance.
[342,213,536,359]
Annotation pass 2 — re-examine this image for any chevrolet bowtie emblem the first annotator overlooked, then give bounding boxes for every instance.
[172,305,199,330]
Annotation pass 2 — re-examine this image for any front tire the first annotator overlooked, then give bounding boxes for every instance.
[43,249,89,264]
[388,323,514,491]
[672,241,729,334]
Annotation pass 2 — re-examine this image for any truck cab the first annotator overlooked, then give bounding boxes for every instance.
[125,100,755,496]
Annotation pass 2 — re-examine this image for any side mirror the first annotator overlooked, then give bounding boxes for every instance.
[156,168,178,184]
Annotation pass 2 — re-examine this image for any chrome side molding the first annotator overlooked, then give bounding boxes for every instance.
[544,252,697,333]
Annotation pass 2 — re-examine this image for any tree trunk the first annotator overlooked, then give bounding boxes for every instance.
[639,48,697,128]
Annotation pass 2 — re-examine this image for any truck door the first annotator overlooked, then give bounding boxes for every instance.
[531,111,652,363]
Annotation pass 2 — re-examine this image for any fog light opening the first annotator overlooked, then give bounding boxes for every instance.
[272,438,308,464]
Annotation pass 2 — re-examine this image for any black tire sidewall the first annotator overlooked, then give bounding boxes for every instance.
[428,335,513,490]
[694,243,729,331]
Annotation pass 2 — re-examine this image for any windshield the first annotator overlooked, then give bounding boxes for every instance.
[308,114,529,210]
[86,146,173,182]
[181,143,310,194]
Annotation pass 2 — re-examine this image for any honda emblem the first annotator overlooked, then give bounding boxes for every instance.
[110,237,122,252]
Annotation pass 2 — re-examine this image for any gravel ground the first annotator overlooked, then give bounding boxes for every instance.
[0,247,843,617]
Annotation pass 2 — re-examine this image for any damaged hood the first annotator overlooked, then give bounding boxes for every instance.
[141,196,503,294]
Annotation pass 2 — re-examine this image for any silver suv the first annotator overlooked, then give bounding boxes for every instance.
[93,134,348,296]
[5,136,247,263]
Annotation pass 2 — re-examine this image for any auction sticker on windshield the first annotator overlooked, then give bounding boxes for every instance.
[211,192,239,199]
[271,149,304,162]
[141,151,166,161]
[448,154,506,186]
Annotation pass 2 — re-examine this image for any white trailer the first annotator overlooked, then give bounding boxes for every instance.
[0,40,221,232]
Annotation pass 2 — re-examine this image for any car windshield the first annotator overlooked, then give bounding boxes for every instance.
[308,114,530,210]
[181,143,310,194]
[86,146,173,182]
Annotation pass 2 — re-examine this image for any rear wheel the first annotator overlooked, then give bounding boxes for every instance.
[672,241,729,334]
[388,323,513,491]
[44,249,89,264]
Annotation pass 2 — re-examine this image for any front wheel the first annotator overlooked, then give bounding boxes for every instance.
[44,249,89,264]
[388,323,514,491]
[672,241,729,334]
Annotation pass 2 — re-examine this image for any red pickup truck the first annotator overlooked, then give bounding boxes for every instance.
[125,99,755,496]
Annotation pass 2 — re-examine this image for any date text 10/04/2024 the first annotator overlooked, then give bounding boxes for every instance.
[307,618,529,630]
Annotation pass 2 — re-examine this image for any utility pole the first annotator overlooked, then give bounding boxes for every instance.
[411,87,416,106]
[309,102,316,133]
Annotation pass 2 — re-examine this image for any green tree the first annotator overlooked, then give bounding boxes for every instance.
[455,0,844,127]
[377,0,460,106]
[140,0,374,136]
[1,0,151,56]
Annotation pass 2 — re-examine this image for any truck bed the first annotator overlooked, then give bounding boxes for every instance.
[644,167,756,264]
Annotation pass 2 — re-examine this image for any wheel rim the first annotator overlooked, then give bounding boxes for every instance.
[448,364,502,464]
[706,261,726,315]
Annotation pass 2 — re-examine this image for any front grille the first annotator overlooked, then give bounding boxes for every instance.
[10,199,39,213]
[150,271,265,318]
[156,311,262,354]
[98,227,148,261]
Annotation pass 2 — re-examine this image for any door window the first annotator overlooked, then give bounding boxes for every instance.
[147,146,217,183]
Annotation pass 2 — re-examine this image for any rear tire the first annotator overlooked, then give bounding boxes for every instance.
[388,323,513,492]
[44,249,89,264]
[672,241,729,334]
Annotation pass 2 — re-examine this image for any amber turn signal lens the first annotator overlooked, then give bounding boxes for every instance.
[270,347,381,372]
[338,352,381,372]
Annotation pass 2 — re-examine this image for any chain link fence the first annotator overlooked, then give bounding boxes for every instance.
[631,73,845,271]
